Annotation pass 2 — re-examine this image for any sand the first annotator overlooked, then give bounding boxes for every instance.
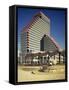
[18,64,65,82]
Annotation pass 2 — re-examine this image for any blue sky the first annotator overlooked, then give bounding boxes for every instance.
[17,7,66,51]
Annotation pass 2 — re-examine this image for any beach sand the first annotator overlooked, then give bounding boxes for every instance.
[18,64,65,82]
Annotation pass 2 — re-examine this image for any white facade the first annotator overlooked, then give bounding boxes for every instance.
[29,15,50,52]
[21,12,50,56]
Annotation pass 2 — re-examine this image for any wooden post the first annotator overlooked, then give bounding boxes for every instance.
[54,54,55,60]
[25,56,26,64]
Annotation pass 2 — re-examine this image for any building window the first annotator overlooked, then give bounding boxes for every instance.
[39,15,42,18]
[44,57,46,59]
[27,49,29,53]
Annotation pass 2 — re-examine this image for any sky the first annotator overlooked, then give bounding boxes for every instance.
[17,7,66,51]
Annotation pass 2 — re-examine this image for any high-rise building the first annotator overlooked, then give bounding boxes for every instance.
[21,12,60,64]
